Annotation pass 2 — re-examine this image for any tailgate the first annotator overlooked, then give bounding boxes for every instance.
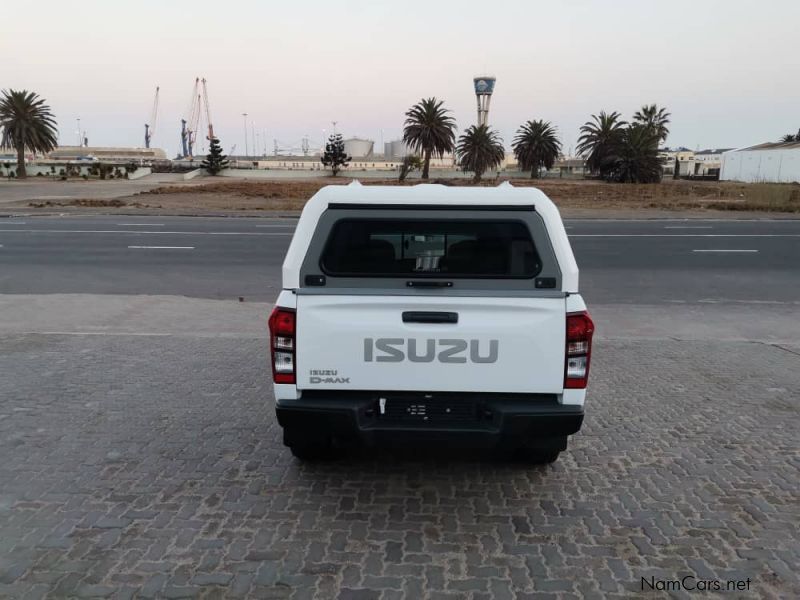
[295,294,565,393]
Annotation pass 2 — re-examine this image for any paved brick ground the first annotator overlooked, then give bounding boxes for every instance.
[0,333,798,599]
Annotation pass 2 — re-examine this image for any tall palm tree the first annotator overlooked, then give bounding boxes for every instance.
[512,120,562,178]
[0,89,58,179]
[456,124,504,183]
[633,104,671,144]
[576,111,626,178]
[402,97,456,179]
[608,124,662,184]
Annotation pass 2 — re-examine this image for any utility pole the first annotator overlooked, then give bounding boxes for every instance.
[242,113,249,158]
[251,121,256,160]
[76,118,81,147]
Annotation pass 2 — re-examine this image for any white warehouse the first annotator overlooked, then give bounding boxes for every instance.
[720,141,800,183]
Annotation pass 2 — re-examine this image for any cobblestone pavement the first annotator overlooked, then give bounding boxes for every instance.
[0,333,798,599]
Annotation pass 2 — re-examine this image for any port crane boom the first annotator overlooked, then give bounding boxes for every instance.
[201,78,214,141]
[180,77,216,158]
[144,86,159,149]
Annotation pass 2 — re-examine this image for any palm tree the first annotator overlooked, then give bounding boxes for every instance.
[402,97,456,179]
[607,124,662,184]
[0,89,58,179]
[456,124,504,183]
[576,111,626,178]
[512,120,562,178]
[633,104,671,143]
[780,133,798,143]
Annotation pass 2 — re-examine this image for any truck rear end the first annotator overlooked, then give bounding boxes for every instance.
[269,183,593,463]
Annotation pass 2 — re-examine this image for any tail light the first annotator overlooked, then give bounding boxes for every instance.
[565,311,594,389]
[268,307,296,384]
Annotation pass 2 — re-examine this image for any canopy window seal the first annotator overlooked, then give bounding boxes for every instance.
[294,288,567,298]
[327,203,537,212]
[319,218,542,280]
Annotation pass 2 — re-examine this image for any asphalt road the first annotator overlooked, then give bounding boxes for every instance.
[0,215,798,304]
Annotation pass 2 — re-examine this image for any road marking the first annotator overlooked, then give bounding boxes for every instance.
[208,231,293,235]
[565,218,800,222]
[0,229,293,235]
[255,224,296,228]
[693,299,799,304]
[32,331,172,336]
[664,226,713,229]
[1,221,26,225]
[569,234,800,237]
[115,223,165,226]
[128,245,195,249]
[2,229,795,238]
[692,249,758,253]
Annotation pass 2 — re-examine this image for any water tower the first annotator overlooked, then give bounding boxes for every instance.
[473,76,496,126]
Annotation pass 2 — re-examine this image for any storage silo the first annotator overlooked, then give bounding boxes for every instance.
[343,138,374,158]
[384,139,410,160]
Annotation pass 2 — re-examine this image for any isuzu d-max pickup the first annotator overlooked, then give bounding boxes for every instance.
[268,182,594,463]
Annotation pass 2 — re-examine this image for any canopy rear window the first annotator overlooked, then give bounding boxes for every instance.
[320,219,541,278]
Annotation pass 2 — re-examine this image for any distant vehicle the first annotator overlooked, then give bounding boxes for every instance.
[75,155,98,162]
[268,182,594,464]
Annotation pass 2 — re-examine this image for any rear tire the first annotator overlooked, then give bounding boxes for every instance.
[289,442,331,461]
[283,427,333,461]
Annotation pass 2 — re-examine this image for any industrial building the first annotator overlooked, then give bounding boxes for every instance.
[659,148,695,177]
[343,138,374,158]
[384,139,411,160]
[720,142,800,183]
[692,148,734,177]
[47,146,168,162]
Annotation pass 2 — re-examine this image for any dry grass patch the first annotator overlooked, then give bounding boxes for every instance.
[30,177,800,213]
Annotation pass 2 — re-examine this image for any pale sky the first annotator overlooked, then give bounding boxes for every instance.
[3,0,799,157]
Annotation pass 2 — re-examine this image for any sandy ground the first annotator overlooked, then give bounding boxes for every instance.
[3,176,799,215]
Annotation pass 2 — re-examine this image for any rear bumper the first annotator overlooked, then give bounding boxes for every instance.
[276,392,583,449]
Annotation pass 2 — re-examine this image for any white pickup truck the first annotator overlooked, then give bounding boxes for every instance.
[269,182,594,463]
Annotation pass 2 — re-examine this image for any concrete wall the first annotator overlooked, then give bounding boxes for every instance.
[128,167,152,180]
[216,168,576,181]
[183,169,206,181]
[721,149,800,183]
[5,165,92,177]
[1,164,143,179]
[217,168,502,180]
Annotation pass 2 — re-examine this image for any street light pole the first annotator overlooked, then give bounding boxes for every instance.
[76,118,81,147]
[242,113,248,158]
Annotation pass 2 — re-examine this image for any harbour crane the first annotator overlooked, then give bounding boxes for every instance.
[144,86,159,149]
[180,78,202,158]
[201,78,214,141]
[179,77,215,158]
